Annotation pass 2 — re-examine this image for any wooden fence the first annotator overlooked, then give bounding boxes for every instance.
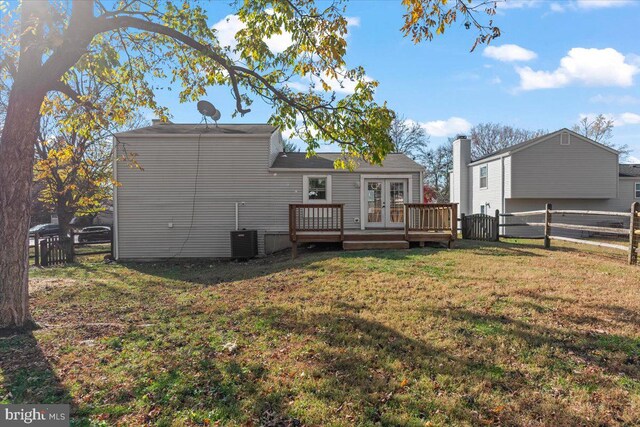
[30,229,113,267]
[489,202,639,265]
[460,212,498,241]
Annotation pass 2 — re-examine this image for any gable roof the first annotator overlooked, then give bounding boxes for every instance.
[270,152,424,172]
[115,122,277,137]
[469,128,619,165]
[619,164,640,177]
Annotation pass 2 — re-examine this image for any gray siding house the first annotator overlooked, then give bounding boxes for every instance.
[450,128,640,235]
[113,122,425,260]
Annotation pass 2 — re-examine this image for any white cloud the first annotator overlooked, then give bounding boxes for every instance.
[286,68,373,95]
[516,48,638,90]
[484,44,537,62]
[575,0,633,9]
[618,112,640,125]
[212,14,244,49]
[590,94,640,105]
[627,155,640,163]
[496,0,542,9]
[549,2,566,12]
[346,16,361,27]
[212,12,360,55]
[212,13,292,54]
[490,76,502,84]
[578,112,640,126]
[420,117,472,138]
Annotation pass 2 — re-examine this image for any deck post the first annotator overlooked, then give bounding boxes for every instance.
[340,204,344,242]
[544,203,552,249]
[460,213,466,240]
[494,209,500,241]
[451,203,458,241]
[404,204,409,240]
[629,202,639,265]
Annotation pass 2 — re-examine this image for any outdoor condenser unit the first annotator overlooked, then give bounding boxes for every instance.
[230,230,258,259]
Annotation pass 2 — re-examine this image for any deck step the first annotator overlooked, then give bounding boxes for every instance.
[343,233,406,241]
[343,240,410,251]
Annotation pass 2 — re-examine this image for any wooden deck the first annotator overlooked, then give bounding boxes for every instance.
[289,203,458,258]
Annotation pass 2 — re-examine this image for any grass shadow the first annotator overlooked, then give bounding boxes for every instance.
[0,333,71,405]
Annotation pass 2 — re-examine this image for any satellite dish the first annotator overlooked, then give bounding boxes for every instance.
[197,100,218,117]
[197,100,221,127]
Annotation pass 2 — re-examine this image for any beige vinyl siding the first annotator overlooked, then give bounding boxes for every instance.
[470,158,503,215]
[504,178,637,237]
[115,135,421,259]
[510,133,618,199]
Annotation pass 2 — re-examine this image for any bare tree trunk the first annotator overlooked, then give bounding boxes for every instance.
[0,86,44,331]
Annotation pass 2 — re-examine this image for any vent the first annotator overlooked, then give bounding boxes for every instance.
[230,230,258,259]
[560,132,570,145]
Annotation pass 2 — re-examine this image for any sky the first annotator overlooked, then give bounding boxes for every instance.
[155,0,640,162]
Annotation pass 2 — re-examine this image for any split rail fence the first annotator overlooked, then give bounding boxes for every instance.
[460,202,639,265]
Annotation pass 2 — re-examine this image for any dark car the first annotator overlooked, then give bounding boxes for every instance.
[28,223,60,237]
[78,226,111,243]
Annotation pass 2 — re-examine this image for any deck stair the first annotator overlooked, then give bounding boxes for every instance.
[343,240,410,251]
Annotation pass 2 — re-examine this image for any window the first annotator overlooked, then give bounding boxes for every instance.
[480,205,485,215]
[560,131,570,145]
[303,175,332,203]
[479,165,488,189]
[636,182,640,199]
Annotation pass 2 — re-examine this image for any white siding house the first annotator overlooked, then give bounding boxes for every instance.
[450,129,640,236]
[113,122,424,260]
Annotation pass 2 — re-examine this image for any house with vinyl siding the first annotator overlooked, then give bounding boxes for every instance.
[450,128,640,236]
[112,121,426,260]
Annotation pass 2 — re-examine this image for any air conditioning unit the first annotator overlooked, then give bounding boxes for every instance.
[230,230,258,259]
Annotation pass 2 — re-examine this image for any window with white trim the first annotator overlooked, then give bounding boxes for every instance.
[479,165,488,189]
[480,205,485,215]
[303,175,332,203]
[635,182,640,199]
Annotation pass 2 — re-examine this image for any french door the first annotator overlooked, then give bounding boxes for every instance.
[364,179,408,228]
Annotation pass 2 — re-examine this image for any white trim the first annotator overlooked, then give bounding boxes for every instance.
[479,164,488,189]
[359,174,413,230]
[112,137,119,260]
[635,181,640,199]
[302,174,332,204]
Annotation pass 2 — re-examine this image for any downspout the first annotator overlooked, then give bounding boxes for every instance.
[235,202,239,231]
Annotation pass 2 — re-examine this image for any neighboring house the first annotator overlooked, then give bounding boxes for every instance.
[112,122,425,260]
[450,128,640,235]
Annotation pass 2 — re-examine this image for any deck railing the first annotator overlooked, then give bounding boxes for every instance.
[289,204,344,242]
[404,203,458,239]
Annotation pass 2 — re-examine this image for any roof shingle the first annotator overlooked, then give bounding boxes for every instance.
[271,152,424,171]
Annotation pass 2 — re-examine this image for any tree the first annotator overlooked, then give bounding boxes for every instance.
[470,122,547,161]
[389,115,429,161]
[34,83,145,236]
[282,139,300,153]
[0,0,499,330]
[423,142,453,202]
[572,114,630,158]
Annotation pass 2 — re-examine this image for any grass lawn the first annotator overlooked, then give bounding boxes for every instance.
[2,240,639,426]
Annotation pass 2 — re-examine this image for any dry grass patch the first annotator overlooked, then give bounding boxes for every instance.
[1,240,639,426]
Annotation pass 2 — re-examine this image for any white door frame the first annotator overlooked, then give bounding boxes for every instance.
[360,174,413,230]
